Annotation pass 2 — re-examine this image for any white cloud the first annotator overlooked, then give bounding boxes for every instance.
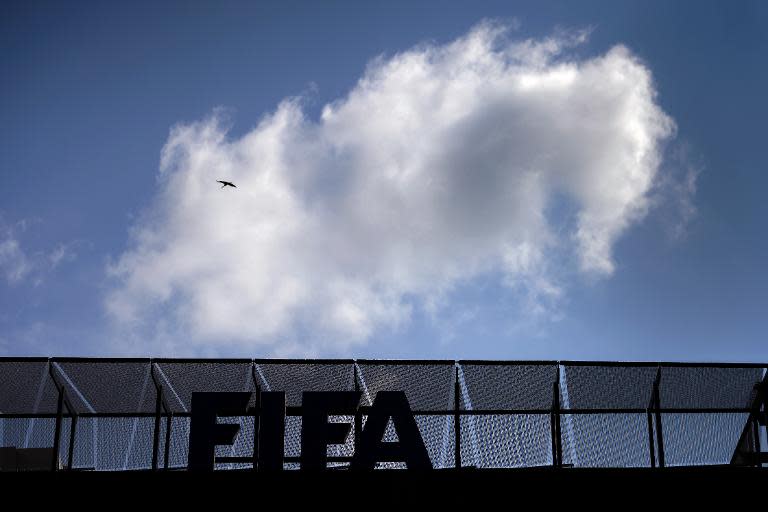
[48,242,78,269]
[0,217,79,285]
[651,143,701,241]
[0,220,32,284]
[106,23,676,355]
[0,235,30,283]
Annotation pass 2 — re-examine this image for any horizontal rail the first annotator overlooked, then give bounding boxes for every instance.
[560,360,768,368]
[1,357,765,367]
[0,407,756,419]
[216,456,353,464]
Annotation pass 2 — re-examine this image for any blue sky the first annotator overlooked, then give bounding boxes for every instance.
[1,0,766,361]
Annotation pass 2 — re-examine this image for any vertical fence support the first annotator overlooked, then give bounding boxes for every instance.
[454,365,461,469]
[551,368,562,468]
[151,396,162,469]
[760,379,768,467]
[555,385,562,466]
[67,415,77,470]
[150,364,163,471]
[753,417,761,466]
[653,367,665,468]
[52,385,64,472]
[48,363,76,472]
[647,408,656,468]
[251,364,261,471]
[729,373,767,466]
[163,414,173,469]
[354,364,361,459]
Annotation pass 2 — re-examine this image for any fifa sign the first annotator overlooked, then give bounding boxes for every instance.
[187,391,432,471]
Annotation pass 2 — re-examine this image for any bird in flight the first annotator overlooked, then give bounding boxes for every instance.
[217,180,236,189]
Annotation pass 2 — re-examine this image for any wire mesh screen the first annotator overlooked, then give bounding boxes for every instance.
[659,366,763,409]
[460,362,557,410]
[278,415,355,470]
[461,414,551,468]
[358,415,455,470]
[254,361,355,406]
[561,413,652,467]
[216,415,256,470]
[356,362,455,469]
[53,360,155,414]
[1,417,56,451]
[1,359,765,471]
[357,362,454,410]
[158,416,191,469]
[0,360,59,414]
[154,361,255,412]
[662,412,752,466]
[255,361,355,469]
[457,363,556,468]
[562,364,658,409]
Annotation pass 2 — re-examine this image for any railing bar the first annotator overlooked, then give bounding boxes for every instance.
[0,407,757,418]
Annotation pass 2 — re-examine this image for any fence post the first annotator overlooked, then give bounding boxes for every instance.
[354,364,362,459]
[150,364,163,471]
[551,369,562,468]
[52,384,64,472]
[454,365,461,469]
[163,413,173,469]
[647,408,656,468]
[67,415,77,470]
[653,367,665,468]
[251,363,261,471]
[48,363,76,472]
[759,379,768,467]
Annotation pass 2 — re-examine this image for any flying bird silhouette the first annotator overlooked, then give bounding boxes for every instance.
[217,180,236,189]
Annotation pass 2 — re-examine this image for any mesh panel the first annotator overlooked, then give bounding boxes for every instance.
[281,415,356,470]
[216,415,256,470]
[158,416,191,469]
[53,416,155,470]
[561,413,651,467]
[255,362,355,407]
[284,415,301,466]
[256,361,355,467]
[731,414,762,466]
[355,363,454,469]
[563,365,657,409]
[0,360,59,414]
[67,417,95,469]
[122,417,156,470]
[54,361,154,414]
[154,361,255,413]
[1,417,55,450]
[659,367,763,409]
[460,414,550,467]
[355,414,454,470]
[419,414,455,469]
[96,418,157,470]
[357,362,454,410]
[662,412,750,466]
[460,363,556,410]
[327,415,355,468]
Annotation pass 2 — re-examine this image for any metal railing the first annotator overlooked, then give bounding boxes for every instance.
[0,358,766,471]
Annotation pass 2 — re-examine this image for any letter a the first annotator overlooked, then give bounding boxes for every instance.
[352,391,432,470]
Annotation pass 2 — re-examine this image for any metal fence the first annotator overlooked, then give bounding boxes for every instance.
[1,358,766,471]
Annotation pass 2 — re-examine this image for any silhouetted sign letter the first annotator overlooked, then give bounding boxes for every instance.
[300,391,361,470]
[352,391,432,470]
[188,392,251,471]
[258,391,286,471]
